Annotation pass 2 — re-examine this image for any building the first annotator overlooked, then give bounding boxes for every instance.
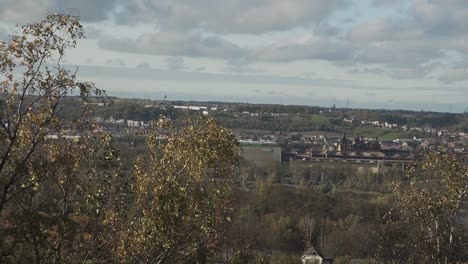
[302,246,323,264]
[301,246,334,264]
[240,146,281,168]
[127,120,141,127]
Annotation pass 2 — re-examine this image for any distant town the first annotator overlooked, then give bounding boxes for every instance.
[52,97,468,168]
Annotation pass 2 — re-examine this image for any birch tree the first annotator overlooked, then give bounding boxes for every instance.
[0,14,119,263]
[377,151,468,263]
[115,117,240,263]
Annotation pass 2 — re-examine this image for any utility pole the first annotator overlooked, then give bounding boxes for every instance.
[320,224,324,251]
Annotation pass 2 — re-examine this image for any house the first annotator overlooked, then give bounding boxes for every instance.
[127,120,141,127]
[301,246,333,264]
[93,116,104,123]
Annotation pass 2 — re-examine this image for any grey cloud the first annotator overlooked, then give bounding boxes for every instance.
[98,31,246,59]
[349,0,468,42]
[450,39,468,54]
[98,29,353,64]
[254,37,354,62]
[353,38,443,67]
[163,57,187,71]
[380,61,448,80]
[342,17,355,24]
[412,0,468,37]
[346,1,468,77]
[116,0,346,34]
[106,58,126,67]
[302,72,316,77]
[0,0,116,23]
[349,18,423,43]
[0,27,9,41]
[223,58,263,74]
[0,0,50,23]
[348,67,385,75]
[364,67,385,75]
[438,68,468,83]
[113,0,171,25]
[77,64,355,88]
[372,0,406,7]
[136,62,151,69]
[83,25,102,39]
[355,46,422,67]
[51,0,116,22]
[388,67,432,79]
[349,20,388,43]
[314,23,341,37]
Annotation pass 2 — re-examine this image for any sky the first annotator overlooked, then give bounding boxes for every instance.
[0,0,467,112]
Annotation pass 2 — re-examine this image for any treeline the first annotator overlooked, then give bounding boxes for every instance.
[53,93,468,133]
[225,182,389,262]
[228,104,323,115]
[225,161,390,261]
[95,102,176,121]
[74,99,468,133]
[217,114,340,132]
[345,110,468,131]
[228,155,468,263]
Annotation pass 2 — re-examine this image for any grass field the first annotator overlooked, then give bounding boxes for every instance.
[348,126,402,140]
[226,114,403,140]
[307,115,339,125]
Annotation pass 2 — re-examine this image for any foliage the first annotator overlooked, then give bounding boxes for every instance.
[93,100,176,121]
[114,117,240,263]
[0,13,95,211]
[1,135,123,263]
[217,114,339,132]
[348,126,401,140]
[0,13,125,263]
[376,151,468,263]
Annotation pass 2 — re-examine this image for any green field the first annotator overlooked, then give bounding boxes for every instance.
[307,115,339,125]
[348,126,402,140]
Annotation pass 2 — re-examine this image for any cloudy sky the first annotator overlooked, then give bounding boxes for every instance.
[1,0,467,112]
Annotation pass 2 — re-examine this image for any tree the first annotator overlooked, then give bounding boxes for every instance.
[1,14,243,263]
[1,135,123,263]
[0,12,101,216]
[376,151,468,263]
[0,14,121,263]
[114,117,240,263]
[299,216,316,248]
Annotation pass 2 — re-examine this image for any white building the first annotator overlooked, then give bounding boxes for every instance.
[301,246,323,264]
[127,120,141,127]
